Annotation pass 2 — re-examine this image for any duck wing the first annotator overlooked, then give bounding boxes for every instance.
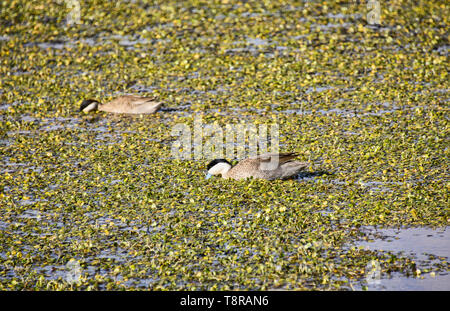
[124,95,158,105]
[251,152,300,165]
[100,96,162,114]
[241,152,299,172]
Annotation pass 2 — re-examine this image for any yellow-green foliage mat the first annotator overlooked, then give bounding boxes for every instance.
[0,0,448,290]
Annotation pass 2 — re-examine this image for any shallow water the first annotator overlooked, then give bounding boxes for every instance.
[1,0,448,291]
[357,272,450,291]
[351,227,450,290]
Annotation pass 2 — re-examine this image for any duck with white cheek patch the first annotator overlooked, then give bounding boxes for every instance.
[206,153,308,180]
[79,95,163,114]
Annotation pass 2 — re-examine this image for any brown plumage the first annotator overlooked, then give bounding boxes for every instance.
[206,152,308,180]
[79,95,162,114]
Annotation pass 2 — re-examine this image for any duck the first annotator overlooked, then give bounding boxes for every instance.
[206,152,307,180]
[79,95,163,114]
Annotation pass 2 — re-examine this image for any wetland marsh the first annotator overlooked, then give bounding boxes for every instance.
[0,0,448,290]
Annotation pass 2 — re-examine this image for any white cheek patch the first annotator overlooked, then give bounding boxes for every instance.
[208,162,231,175]
[82,102,98,112]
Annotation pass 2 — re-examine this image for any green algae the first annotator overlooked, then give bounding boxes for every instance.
[0,0,449,290]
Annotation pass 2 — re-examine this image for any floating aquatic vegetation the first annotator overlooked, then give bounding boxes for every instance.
[0,0,448,290]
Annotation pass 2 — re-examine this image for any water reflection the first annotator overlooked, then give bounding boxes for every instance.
[353,227,450,290]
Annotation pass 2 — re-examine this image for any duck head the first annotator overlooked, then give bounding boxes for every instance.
[79,99,100,113]
[206,159,232,179]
